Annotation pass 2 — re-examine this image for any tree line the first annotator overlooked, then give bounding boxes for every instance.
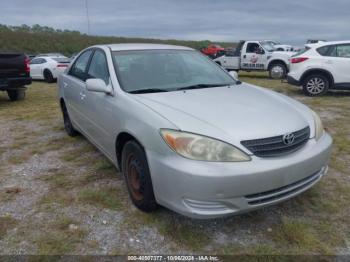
[0,24,234,56]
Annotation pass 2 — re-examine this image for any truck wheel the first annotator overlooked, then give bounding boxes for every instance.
[122,140,158,212]
[302,74,329,96]
[61,102,79,136]
[44,70,55,83]
[269,63,287,79]
[7,89,25,101]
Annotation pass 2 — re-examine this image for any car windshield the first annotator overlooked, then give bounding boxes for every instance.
[112,50,235,93]
[260,41,275,52]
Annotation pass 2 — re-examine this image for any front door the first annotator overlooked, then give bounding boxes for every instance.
[241,42,266,70]
[80,49,116,156]
[63,49,94,128]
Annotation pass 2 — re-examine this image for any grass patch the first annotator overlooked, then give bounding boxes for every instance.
[0,215,18,239]
[271,217,329,254]
[35,216,87,254]
[78,188,122,210]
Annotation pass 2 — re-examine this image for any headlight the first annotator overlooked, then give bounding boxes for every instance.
[312,110,324,140]
[160,129,251,162]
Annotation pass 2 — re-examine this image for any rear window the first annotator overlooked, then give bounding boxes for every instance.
[292,47,310,57]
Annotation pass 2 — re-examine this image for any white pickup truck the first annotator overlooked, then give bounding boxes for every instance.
[213,40,295,79]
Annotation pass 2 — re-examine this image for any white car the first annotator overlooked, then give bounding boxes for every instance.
[287,41,350,96]
[265,40,294,52]
[30,56,71,83]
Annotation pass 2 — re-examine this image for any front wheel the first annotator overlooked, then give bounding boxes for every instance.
[269,63,287,79]
[7,89,25,101]
[122,141,158,212]
[302,74,329,96]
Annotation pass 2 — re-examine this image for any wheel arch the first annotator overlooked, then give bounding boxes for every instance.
[115,132,145,168]
[268,59,288,71]
[300,68,334,87]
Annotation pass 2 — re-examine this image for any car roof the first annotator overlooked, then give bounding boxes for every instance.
[98,43,194,51]
[306,40,350,48]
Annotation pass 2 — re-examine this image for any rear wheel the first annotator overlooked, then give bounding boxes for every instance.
[61,102,79,136]
[7,89,25,101]
[44,70,55,83]
[302,74,329,96]
[269,63,287,79]
[122,141,158,212]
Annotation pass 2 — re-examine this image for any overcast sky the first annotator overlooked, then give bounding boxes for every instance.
[2,0,349,45]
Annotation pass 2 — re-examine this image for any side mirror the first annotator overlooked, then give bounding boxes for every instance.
[86,78,112,94]
[229,71,242,84]
[256,48,265,55]
[229,71,239,80]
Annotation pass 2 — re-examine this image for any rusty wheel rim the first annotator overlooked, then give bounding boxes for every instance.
[126,153,144,201]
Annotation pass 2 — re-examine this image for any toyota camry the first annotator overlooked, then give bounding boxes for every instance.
[58,44,332,218]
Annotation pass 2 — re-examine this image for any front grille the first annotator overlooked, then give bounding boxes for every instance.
[241,126,310,157]
[245,170,322,205]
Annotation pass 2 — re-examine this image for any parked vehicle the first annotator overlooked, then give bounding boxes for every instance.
[58,44,332,219]
[201,44,225,58]
[0,52,31,101]
[265,40,294,51]
[306,40,326,44]
[30,56,71,83]
[287,41,350,96]
[213,40,294,79]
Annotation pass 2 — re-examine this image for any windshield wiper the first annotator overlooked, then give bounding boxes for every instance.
[175,83,231,91]
[129,88,169,94]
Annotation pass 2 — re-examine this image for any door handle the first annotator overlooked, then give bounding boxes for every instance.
[325,60,333,64]
[243,55,246,58]
[79,92,86,100]
[63,82,68,88]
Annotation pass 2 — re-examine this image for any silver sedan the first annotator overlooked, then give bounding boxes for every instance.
[58,44,332,219]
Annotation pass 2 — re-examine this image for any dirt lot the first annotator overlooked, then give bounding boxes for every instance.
[0,73,349,255]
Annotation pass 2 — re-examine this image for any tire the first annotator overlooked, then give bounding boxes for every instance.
[302,74,329,96]
[61,102,79,136]
[44,70,55,83]
[122,141,158,212]
[7,89,25,101]
[269,63,287,79]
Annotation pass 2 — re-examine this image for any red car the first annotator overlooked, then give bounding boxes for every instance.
[201,44,225,58]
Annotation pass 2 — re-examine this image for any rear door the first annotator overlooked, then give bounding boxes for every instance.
[328,44,350,85]
[63,49,94,129]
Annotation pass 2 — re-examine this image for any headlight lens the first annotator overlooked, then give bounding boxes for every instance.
[312,110,324,140]
[160,129,251,162]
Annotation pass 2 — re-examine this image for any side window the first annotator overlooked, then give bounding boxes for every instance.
[30,58,40,64]
[30,58,45,64]
[246,43,259,53]
[87,50,110,84]
[316,45,331,56]
[69,50,93,81]
[336,44,350,58]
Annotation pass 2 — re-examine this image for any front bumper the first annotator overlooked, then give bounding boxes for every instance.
[147,133,332,219]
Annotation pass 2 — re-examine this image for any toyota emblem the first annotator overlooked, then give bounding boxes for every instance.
[283,133,295,145]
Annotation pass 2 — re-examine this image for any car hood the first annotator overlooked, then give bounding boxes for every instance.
[131,84,314,151]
